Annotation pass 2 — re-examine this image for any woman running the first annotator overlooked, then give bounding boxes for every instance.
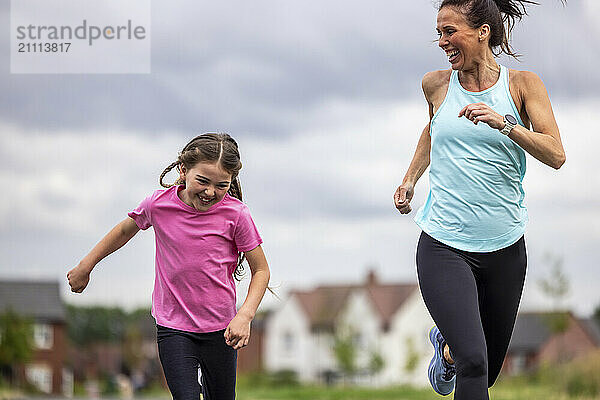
[393,0,565,398]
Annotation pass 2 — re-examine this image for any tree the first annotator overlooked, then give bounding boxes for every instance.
[537,253,570,310]
[332,328,357,382]
[403,336,421,374]
[0,309,34,386]
[537,253,571,363]
[66,304,127,346]
[368,351,384,376]
[122,324,144,375]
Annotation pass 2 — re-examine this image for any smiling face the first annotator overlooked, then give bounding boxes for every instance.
[436,6,488,70]
[178,161,233,211]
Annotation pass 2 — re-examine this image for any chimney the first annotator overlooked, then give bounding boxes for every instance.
[366,269,377,286]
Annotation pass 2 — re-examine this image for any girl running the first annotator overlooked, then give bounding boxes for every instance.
[393,0,565,398]
[67,133,270,400]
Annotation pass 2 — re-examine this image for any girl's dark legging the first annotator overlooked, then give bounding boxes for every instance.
[416,231,527,400]
[157,325,237,400]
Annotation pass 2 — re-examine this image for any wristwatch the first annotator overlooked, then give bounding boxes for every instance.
[500,114,518,136]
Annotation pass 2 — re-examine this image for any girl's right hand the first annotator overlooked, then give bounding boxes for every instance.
[67,263,92,293]
[394,183,414,214]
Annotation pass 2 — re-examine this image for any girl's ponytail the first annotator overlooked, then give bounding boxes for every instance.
[159,161,182,188]
[228,177,243,202]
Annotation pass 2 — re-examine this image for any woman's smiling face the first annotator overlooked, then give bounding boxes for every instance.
[178,161,232,211]
[436,6,484,70]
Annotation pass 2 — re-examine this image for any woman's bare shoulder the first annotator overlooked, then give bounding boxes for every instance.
[509,69,545,91]
[422,69,452,101]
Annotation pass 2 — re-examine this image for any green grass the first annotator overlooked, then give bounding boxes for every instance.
[231,378,600,400]
[132,381,598,400]
[232,351,600,400]
[236,384,432,400]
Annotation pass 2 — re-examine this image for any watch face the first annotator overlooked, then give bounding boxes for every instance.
[505,114,518,125]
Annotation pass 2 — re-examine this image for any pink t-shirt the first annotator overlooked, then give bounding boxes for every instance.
[128,185,262,333]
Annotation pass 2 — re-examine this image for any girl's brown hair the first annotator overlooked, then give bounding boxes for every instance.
[439,0,565,59]
[159,132,247,280]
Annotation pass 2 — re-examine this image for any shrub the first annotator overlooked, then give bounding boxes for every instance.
[269,369,299,387]
[561,350,600,397]
[531,349,600,397]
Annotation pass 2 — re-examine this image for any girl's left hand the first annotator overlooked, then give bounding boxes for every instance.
[458,102,504,130]
[224,313,251,350]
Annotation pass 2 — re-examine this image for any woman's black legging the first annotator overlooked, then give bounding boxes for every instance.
[157,325,237,400]
[416,232,527,400]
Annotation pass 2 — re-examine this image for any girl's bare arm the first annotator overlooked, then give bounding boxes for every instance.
[67,217,140,293]
[224,245,270,349]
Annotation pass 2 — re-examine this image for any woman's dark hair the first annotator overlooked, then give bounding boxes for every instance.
[439,0,564,59]
[159,132,247,280]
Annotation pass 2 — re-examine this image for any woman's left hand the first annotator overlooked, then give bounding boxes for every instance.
[224,313,251,349]
[459,102,504,130]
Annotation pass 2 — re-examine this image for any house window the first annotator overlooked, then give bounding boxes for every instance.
[352,333,364,350]
[33,323,53,349]
[283,332,295,353]
[62,368,74,397]
[511,354,526,374]
[26,364,53,394]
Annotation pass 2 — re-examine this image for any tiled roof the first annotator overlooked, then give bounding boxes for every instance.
[581,318,600,346]
[0,280,66,322]
[508,312,553,353]
[509,312,600,355]
[366,283,416,329]
[293,286,354,332]
[291,271,417,332]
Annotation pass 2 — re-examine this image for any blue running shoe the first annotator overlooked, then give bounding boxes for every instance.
[428,326,456,395]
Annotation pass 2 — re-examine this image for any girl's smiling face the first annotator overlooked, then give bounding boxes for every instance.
[178,161,232,211]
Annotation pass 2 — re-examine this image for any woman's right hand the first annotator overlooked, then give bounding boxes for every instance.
[67,263,92,293]
[394,183,414,214]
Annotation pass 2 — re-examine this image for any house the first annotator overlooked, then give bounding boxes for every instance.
[0,280,71,396]
[66,307,163,393]
[237,311,269,374]
[504,311,600,375]
[264,270,435,387]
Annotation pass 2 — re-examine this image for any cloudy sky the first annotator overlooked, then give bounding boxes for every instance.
[1,0,599,316]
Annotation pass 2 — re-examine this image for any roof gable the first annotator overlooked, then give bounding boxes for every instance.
[291,271,417,332]
[366,283,416,329]
[293,286,354,332]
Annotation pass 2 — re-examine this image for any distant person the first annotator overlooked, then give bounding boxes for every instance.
[393,0,565,398]
[68,133,270,400]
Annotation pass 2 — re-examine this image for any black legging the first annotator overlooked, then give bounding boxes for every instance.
[157,325,237,400]
[417,232,527,400]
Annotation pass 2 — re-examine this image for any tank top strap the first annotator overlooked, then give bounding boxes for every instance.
[499,64,509,91]
[499,64,525,125]
[449,68,460,91]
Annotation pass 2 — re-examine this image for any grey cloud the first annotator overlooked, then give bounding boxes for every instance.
[4,1,594,135]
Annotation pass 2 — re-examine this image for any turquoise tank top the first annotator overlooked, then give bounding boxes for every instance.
[414,65,528,252]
